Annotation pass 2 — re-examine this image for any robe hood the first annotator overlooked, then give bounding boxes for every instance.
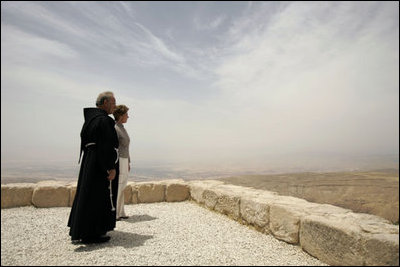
[78,107,116,164]
[83,108,108,122]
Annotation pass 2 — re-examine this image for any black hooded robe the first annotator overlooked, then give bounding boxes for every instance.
[68,108,119,240]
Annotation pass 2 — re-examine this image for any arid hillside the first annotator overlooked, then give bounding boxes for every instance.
[218,170,399,224]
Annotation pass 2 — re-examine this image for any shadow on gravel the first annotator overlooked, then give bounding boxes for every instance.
[123,214,157,224]
[73,231,153,252]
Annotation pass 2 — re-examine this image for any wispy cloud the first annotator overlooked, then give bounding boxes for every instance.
[134,22,186,64]
[207,1,399,155]
[194,14,227,31]
[2,2,210,90]
[1,24,78,65]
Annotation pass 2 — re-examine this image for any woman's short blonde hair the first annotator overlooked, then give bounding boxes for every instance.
[113,105,129,122]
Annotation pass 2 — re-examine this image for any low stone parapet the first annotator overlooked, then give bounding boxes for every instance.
[1,179,398,266]
[186,180,399,266]
[127,179,190,204]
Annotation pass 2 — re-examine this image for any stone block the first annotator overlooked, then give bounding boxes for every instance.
[300,208,399,265]
[155,179,189,202]
[214,189,241,220]
[240,190,279,231]
[203,184,260,221]
[202,189,219,210]
[362,233,399,266]
[269,203,303,244]
[188,180,224,204]
[1,183,35,208]
[136,182,165,203]
[32,181,70,208]
[240,196,270,231]
[351,212,399,266]
[300,215,365,266]
[165,183,189,202]
[212,185,251,221]
[267,195,315,244]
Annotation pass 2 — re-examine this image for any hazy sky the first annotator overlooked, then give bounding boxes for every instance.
[1,1,399,168]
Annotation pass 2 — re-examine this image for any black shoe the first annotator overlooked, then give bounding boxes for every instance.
[71,239,81,244]
[81,235,111,244]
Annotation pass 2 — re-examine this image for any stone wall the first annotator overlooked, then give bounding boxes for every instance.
[1,179,398,266]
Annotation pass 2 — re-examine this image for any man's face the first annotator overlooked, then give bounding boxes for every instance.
[105,96,116,114]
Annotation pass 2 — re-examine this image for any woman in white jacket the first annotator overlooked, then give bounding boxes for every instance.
[113,105,131,220]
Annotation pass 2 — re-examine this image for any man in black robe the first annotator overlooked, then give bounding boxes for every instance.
[68,91,119,244]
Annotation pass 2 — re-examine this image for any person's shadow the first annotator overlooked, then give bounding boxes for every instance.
[123,214,157,224]
[73,214,157,252]
[74,231,153,252]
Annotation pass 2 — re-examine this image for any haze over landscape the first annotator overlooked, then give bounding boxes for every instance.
[1,2,398,183]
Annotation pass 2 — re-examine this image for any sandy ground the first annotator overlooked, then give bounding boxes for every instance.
[218,169,399,224]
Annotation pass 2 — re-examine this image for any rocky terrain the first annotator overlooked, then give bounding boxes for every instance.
[218,169,399,224]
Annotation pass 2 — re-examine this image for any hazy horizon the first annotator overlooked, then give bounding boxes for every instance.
[1,2,399,176]
[1,152,398,184]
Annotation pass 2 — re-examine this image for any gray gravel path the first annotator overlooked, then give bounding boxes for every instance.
[1,201,327,266]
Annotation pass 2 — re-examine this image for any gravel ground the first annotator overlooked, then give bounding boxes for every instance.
[1,201,327,266]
